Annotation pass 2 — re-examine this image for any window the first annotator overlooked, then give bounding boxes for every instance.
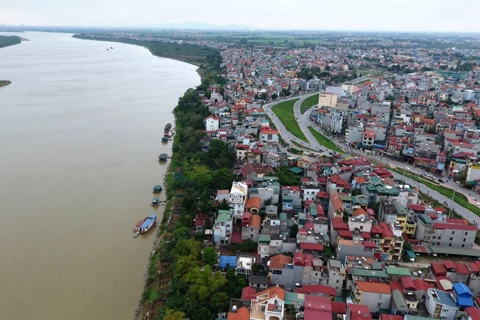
[452,231,455,234]
[432,236,436,239]
[464,238,466,242]
[360,226,364,230]
[465,232,468,236]
[449,237,453,241]
[377,303,382,308]
[336,280,339,283]
[379,294,383,299]
[442,308,448,313]
[435,306,441,311]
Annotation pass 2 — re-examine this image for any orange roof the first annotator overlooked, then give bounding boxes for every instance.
[269,254,293,269]
[249,214,261,228]
[357,281,391,294]
[353,208,367,217]
[246,197,261,209]
[330,192,344,212]
[228,306,250,320]
[257,286,286,300]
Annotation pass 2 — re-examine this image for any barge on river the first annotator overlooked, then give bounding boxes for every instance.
[134,214,157,235]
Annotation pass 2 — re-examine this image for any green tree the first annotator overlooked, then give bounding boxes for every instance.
[174,239,202,259]
[174,255,200,281]
[202,247,218,266]
[184,265,227,301]
[173,226,191,242]
[352,188,362,196]
[289,223,299,238]
[163,309,185,320]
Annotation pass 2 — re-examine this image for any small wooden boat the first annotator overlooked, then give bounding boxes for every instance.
[158,153,168,161]
[153,185,162,193]
[133,232,140,238]
[152,196,160,207]
[162,137,169,143]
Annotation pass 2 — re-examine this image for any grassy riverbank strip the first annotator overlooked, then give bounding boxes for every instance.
[300,93,319,114]
[389,167,480,217]
[271,99,309,142]
[308,126,345,153]
[72,34,221,67]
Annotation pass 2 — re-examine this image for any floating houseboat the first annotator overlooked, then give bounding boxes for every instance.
[134,214,156,234]
[158,153,168,161]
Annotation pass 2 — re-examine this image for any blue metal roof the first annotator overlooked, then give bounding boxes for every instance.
[140,214,156,229]
[453,283,473,308]
[218,256,236,268]
[435,289,457,308]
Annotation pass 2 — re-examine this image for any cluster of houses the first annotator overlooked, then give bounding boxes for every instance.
[197,103,480,320]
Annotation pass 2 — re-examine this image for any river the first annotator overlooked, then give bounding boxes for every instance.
[0,32,199,320]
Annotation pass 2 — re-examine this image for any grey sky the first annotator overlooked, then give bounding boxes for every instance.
[3,0,480,32]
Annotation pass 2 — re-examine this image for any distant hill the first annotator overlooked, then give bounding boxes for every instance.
[157,21,258,30]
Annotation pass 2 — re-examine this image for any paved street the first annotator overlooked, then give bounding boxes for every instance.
[263,98,480,225]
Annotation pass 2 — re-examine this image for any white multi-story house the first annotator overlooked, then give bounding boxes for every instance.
[425,289,459,320]
[250,286,285,320]
[213,210,233,245]
[229,181,248,224]
[205,115,220,131]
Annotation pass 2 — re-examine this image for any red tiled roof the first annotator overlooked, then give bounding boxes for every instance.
[444,260,456,270]
[338,230,353,238]
[431,262,447,276]
[295,284,336,297]
[331,301,346,314]
[455,262,470,275]
[300,242,324,251]
[269,254,292,269]
[363,241,376,248]
[466,307,480,320]
[389,281,403,293]
[246,197,261,209]
[357,281,391,294]
[434,222,478,231]
[241,287,257,300]
[413,279,433,291]
[400,276,416,291]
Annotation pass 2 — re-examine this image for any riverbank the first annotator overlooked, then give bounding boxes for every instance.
[0,80,11,87]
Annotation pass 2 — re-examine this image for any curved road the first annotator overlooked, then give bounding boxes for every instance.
[263,96,480,226]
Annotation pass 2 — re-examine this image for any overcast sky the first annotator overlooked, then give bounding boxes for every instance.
[2,0,480,32]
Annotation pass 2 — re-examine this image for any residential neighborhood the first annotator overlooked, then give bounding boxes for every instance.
[185,43,480,320]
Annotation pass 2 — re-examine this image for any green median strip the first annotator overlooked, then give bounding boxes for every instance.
[300,94,319,114]
[308,127,344,154]
[389,167,480,217]
[271,99,308,142]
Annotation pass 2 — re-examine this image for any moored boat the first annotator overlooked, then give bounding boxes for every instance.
[133,232,139,238]
[152,196,160,206]
[158,153,168,161]
[153,185,162,193]
[164,123,172,132]
[161,137,169,143]
[138,214,156,234]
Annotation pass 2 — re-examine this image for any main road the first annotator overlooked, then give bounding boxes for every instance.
[263,95,480,226]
